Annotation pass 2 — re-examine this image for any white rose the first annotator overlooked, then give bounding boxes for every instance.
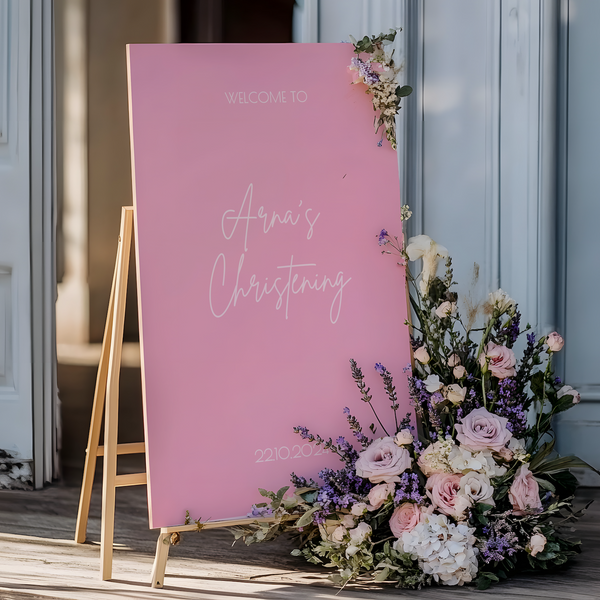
[349,522,372,544]
[558,385,581,404]
[414,346,430,364]
[394,428,414,446]
[459,471,495,506]
[330,525,347,544]
[453,365,466,379]
[444,384,467,405]
[424,374,444,393]
[435,301,457,319]
[528,533,547,557]
[351,502,368,516]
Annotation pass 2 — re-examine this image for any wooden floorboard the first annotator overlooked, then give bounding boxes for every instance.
[0,484,598,599]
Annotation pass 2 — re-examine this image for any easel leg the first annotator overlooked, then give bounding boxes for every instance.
[100,208,134,580]
[151,531,171,588]
[75,265,117,544]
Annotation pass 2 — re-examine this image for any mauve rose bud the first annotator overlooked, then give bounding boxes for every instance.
[546,331,564,352]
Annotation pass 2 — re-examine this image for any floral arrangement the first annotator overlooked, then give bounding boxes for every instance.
[348,29,413,150]
[232,209,596,590]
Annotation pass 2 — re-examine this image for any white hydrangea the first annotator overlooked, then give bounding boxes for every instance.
[473,449,507,478]
[448,446,485,474]
[396,513,479,586]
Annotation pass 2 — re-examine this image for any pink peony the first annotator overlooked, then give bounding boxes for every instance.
[478,342,516,379]
[367,483,395,510]
[455,407,513,452]
[389,502,420,537]
[355,437,412,484]
[426,473,471,519]
[509,464,542,515]
[546,332,564,352]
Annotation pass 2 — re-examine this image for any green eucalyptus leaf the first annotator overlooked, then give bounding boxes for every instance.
[397,85,413,97]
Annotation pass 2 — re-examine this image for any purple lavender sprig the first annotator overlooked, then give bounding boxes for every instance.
[375,363,400,432]
[350,359,389,437]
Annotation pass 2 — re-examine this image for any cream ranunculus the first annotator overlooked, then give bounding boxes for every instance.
[395,428,414,446]
[351,502,368,516]
[435,301,457,319]
[349,521,372,544]
[444,384,467,405]
[447,354,461,367]
[528,533,547,557]
[453,365,466,379]
[413,346,430,364]
[406,235,449,295]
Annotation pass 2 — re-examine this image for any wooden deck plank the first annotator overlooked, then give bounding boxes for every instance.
[0,484,598,599]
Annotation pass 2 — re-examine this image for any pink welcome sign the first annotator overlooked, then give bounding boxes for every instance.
[127,43,412,529]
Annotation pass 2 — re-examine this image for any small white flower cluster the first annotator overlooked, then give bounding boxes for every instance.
[397,513,479,586]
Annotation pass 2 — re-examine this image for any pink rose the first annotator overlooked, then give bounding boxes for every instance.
[455,407,513,452]
[355,437,412,484]
[367,483,395,510]
[509,464,542,515]
[546,332,564,352]
[426,473,471,519]
[447,354,461,367]
[478,342,516,379]
[389,502,420,537]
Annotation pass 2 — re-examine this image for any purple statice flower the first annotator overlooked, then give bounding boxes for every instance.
[316,466,372,513]
[394,472,424,504]
[375,362,386,374]
[343,406,351,415]
[527,332,536,345]
[554,376,562,385]
[481,518,521,563]
[505,311,521,345]
[430,431,437,442]
[378,229,388,246]
[413,438,424,454]
[351,56,380,85]
[248,505,273,518]
[403,363,412,374]
[494,377,527,435]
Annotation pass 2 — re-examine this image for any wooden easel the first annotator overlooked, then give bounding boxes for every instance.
[74,206,279,588]
[74,206,147,580]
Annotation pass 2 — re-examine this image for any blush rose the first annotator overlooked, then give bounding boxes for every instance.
[454,406,513,452]
[367,482,395,510]
[389,502,420,537]
[546,332,564,352]
[425,473,471,519]
[355,437,412,484]
[509,464,542,515]
[478,342,516,379]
